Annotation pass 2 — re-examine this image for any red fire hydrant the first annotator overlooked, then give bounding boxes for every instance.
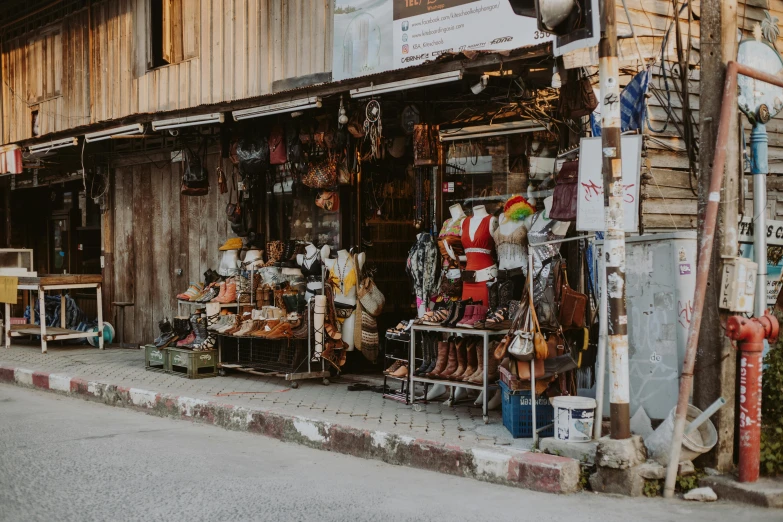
[725,311,779,483]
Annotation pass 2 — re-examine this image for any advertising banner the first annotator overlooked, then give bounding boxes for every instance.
[333,0,553,82]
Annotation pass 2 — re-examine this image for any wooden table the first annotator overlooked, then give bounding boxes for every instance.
[4,275,104,354]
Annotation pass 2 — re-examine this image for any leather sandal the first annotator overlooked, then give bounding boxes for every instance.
[485,306,511,330]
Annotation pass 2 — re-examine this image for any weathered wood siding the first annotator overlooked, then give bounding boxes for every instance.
[1,0,333,144]
[563,0,783,230]
[111,151,232,344]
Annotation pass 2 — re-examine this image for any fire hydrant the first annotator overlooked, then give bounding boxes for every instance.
[725,311,779,483]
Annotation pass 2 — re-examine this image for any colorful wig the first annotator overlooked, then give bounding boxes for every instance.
[503,195,534,221]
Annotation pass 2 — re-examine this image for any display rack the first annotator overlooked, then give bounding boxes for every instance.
[382,337,418,404]
[216,300,330,387]
[177,299,237,317]
[409,324,507,424]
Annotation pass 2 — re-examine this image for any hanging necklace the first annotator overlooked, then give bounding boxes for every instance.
[336,257,351,293]
[304,250,319,268]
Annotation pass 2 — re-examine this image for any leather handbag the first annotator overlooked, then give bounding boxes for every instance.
[268,124,287,165]
[558,264,587,328]
[181,145,209,196]
[516,359,545,380]
[550,159,579,221]
[508,277,547,361]
[315,190,339,212]
[303,154,337,189]
[558,76,598,119]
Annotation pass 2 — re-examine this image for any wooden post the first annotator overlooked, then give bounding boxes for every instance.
[695,0,739,471]
[599,0,631,439]
[39,287,47,354]
[96,283,104,350]
[60,293,66,328]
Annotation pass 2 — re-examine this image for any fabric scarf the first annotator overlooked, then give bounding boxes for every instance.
[591,68,651,136]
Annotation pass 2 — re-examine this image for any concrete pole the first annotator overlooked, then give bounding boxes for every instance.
[751,120,769,316]
[599,1,631,439]
[694,0,738,472]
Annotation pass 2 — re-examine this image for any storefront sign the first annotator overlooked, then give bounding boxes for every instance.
[738,218,783,306]
[333,0,552,82]
[575,135,642,233]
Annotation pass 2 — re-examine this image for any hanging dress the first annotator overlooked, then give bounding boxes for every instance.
[406,233,439,309]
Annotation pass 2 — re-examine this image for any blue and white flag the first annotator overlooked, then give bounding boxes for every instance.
[590,68,651,136]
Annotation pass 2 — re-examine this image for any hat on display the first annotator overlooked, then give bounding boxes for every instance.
[244,249,264,264]
[504,195,535,222]
[219,237,243,251]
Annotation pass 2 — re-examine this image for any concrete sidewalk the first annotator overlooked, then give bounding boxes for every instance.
[0,344,580,494]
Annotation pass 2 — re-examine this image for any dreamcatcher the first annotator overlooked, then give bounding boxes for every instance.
[364,99,383,160]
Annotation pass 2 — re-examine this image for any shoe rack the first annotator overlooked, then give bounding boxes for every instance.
[382,337,419,404]
[216,299,331,388]
[408,325,507,424]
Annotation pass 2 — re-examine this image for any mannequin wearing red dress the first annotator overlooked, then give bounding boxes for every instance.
[461,205,497,305]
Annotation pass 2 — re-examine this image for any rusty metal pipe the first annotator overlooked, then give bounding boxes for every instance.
[663,61,783,498]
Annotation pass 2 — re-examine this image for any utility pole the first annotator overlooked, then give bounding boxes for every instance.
[599,0,630,439]
[694,0,738,471]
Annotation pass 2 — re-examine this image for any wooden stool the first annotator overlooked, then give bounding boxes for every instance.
[112,301,135,348]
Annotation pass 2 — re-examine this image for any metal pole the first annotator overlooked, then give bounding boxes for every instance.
[594,243,608,440]
[751,120,769,315]
[661,60,783,498]
[599,0,631,439]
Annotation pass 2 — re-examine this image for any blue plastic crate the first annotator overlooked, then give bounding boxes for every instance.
[499,380,555,438]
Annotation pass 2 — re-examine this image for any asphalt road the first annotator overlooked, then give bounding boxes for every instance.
[0,384,778,522]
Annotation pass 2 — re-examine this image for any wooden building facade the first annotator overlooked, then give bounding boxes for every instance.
[1,0,783,342]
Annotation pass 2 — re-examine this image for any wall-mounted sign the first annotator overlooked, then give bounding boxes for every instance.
[738,218,783,306]
[333,0,552,82]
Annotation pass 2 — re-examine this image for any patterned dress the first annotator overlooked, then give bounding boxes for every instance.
[406,233,439,309]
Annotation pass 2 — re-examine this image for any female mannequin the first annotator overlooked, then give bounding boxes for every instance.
[526,195,569,315]
[297,242,323,301]
[460,205,497,306]
[492,196,534,303]
[323,246,365,351]
[439,204,466,270]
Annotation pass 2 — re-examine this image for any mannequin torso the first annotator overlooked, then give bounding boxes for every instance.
[297,243,323,296]
[323,247,365,305]
[493,214,528,271]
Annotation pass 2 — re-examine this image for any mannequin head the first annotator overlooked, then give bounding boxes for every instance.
[472,205,488,218]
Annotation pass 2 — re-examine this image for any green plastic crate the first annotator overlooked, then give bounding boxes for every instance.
[144,344,168,372]
[167,347,217,379]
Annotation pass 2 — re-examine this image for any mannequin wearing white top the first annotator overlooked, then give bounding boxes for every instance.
[297,243,323,301]
[494,214,528,271]
[323,246,365,351]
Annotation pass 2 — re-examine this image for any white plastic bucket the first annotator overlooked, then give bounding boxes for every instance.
[645,405,718,465]
[553,396,596,442]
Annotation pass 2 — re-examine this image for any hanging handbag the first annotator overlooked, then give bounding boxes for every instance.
[315,190,340,212]
[557,262,587,328]
[286,120,303,163]
[508,278,547,361]
[550,159,579,221]
[236,129,269,177]
[558,75,598,119]
[414,124,439,166]
[181,144,209,196]
[357,275,385,317]
[217,166,228,194]
[268,124,287,165]
[225,168,242,224]
[302,154,337,189]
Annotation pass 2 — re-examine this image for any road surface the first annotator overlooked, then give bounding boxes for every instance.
[0,384,778,522]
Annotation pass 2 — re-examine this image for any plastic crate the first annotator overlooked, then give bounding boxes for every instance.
[167,347,217,379]
[144,344,168,372]
[499,380,555,438]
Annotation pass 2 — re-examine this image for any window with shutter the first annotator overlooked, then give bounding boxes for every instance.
[148,0,196,70]
[26,28,62,104]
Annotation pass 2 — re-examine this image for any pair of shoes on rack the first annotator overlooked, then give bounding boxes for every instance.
[456,305,488,329]
[385,320,413,341]
[209,280,237,304]
[424,338,498,384]
[177,282,204,301]
[419,300,453,326]
[484,306,511,329]
[154,318,178,347]
[430,299,474,328]
[384,360,403,375]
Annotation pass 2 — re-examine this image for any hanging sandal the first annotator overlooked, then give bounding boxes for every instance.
[325,322,342,341]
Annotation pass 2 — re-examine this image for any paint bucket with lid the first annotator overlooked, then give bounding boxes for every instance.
[553,396,596,442]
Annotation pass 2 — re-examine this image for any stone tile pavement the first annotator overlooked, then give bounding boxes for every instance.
[0,344,529,452]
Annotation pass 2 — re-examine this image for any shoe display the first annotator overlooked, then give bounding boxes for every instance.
[390,364,408,378]
[414,335,433,376]
[448,338,468,380]
[197,284,219,303]
[154,318,178,348]
[426,341,450,378]
[177,282,204,301]
[421,303,453,326]
[213,279,237,304]
[463,305,488,329]
[485,306,511,330]
[384,360,403,375]
[455,305,476,328]
[437,340,460,379]
[466,341,486,384]
[444,299,471,328]
[461,339,478,381]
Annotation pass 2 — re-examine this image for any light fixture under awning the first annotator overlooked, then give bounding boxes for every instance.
[438,120,547,141]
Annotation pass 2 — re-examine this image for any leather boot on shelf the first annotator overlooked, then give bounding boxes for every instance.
[455,306,476,328]
[190,314,208,346]
[438,301,460,326]
[212,282,227,302]
[485,341,500,382]
[448,338,468,380]
[422,336,439,374]
[466,342,485,383]
[461,339,478,381]
[426,341,450,378]
[414,334,433,376]
[438,340,460,379]
[445,299,471,328]
[154,318,177,348]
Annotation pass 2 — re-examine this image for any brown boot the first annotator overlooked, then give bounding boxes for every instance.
[426,341,450,378]
[438,340,460,379]
[448,338,468,380]
[466,342,485,383]
[460,339,478,381]
[486,341,500,382]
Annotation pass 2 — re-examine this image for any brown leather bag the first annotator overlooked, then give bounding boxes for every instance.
[516,359,545,380]
[550,160,579,221]
[268,124,287,165]
[558,264,587,328]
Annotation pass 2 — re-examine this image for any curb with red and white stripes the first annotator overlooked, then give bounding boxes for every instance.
[0,364,581,494]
